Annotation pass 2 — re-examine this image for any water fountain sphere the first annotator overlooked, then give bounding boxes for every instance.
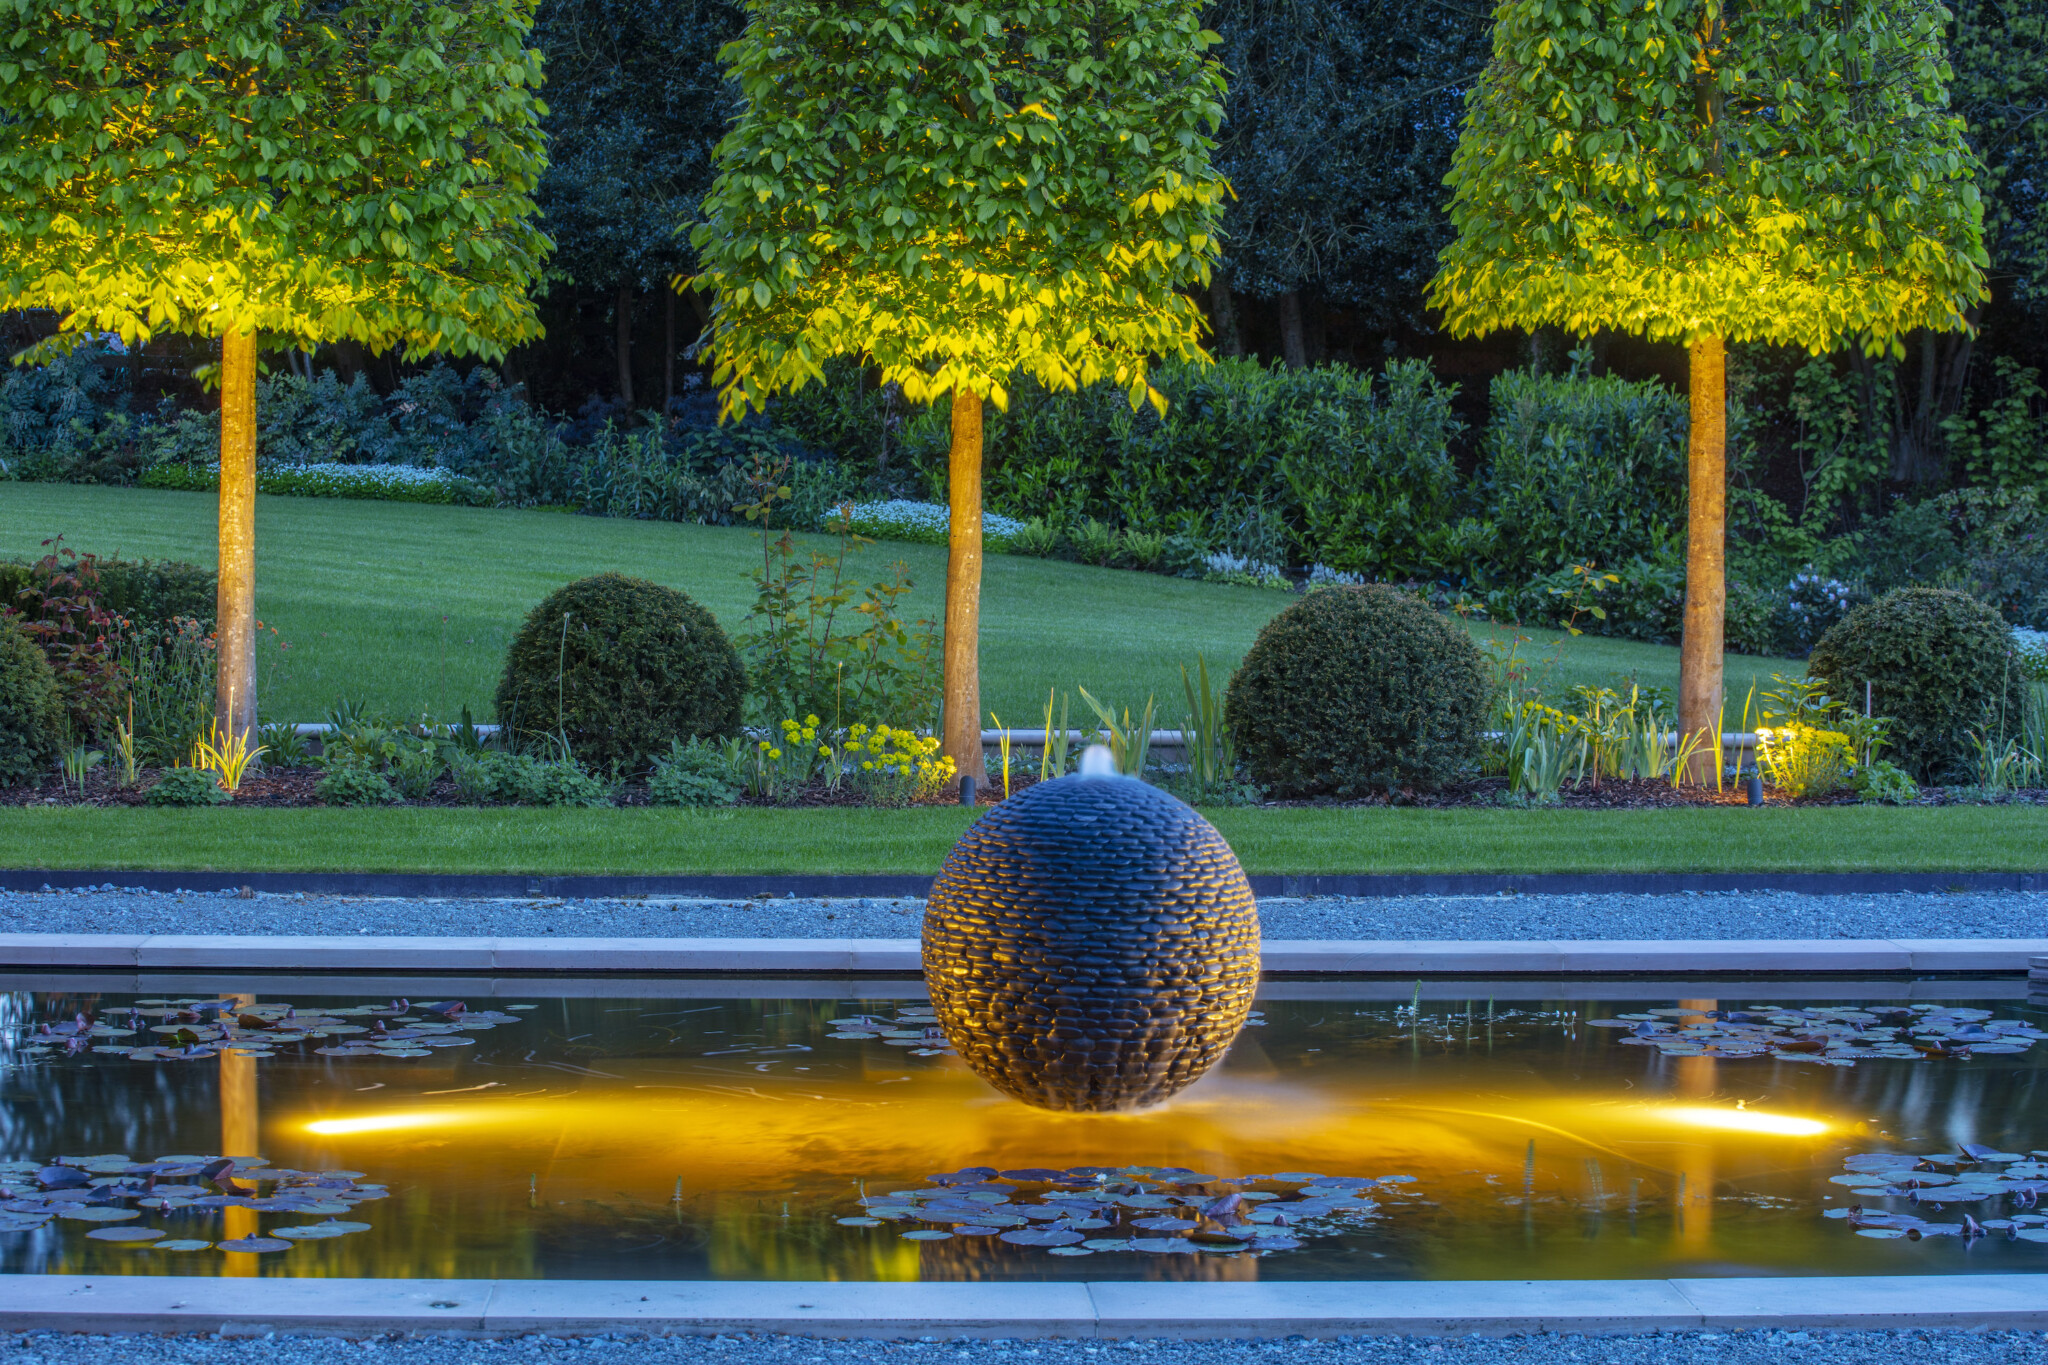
[922,750,1262,1112]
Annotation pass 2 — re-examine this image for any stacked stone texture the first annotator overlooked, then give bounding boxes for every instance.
[922,774,1261,1112]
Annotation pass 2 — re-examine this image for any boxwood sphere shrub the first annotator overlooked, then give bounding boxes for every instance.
[495,574,745,769]
[0,616,62,785]
[1808,587,2025,784]
[1224,584,1492,796]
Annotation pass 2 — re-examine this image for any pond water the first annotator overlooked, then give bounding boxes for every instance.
[4,973,2048,1283]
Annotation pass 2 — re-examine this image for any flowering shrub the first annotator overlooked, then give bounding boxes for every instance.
[142,459,495,506]
[1756,724,1854,798]
[1203,551,1290,589]
[841,500,1026,551]
[845,722,956,802]
[2016,627,2048,681]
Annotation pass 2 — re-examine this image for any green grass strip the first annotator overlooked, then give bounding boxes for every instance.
[3,806,2041,876]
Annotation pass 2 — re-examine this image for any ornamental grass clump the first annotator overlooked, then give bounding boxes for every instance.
[1755,725,1854,799]
[1224,585,1492,796]
[497,574,745,770]
[1809,588,2025,784]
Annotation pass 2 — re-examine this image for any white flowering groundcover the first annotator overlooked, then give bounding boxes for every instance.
[142,461,480,505]
[841,500,1027,550]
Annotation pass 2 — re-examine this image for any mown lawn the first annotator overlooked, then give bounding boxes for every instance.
[3,805,2039,875]
[3,483,1805,725]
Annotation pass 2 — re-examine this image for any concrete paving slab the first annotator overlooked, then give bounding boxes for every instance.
[0,934,142,966]
[1672,1274,2048,1329]
[0,1274,496,1334]
[1086,1280,1702,1337]
[136,935,499,970]
[484,1280,1098,1338]
[1552,940,1912,972]
[1897,940,2048,971]
[489,937,901,972]
[1262,941,1567,973]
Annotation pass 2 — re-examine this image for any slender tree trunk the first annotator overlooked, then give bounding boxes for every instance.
[216,331,259,749]
[663,288,676,424]
[1277,291,1307,369]
[944,387,988,789]
[615,284,635,407]
[1680,336,1727,784]
[1209,277,1243,359]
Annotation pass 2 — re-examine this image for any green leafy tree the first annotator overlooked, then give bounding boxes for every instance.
[1428,0,1987,775]
[0,0,551,743]
[692,0,1228,781]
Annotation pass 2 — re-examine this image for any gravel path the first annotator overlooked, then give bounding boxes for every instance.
[1,885,2045,939]
[5,1329,2044,1365]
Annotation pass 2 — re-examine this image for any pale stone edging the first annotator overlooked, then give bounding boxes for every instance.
[1,1274,2044,1337]
[4,934,2048,974]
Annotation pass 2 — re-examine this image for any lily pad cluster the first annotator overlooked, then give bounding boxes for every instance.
[16,997,523,1064]
[837,1164,1417,1257]
[827,1007,955,1057]
[1825,1146,2048,1243]
[0,1154,384,1252]
[1589,1005,2045,1066]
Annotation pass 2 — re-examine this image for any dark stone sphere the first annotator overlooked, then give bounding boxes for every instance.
[922,773,1261,1112]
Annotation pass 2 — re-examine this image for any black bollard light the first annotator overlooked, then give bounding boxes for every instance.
[1746,771,1764,806]
[959,773,976,807]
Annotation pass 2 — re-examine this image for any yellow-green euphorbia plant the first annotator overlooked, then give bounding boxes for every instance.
[0,0,551,743]
[1428,0,1987,776]
[691,0,1228,782]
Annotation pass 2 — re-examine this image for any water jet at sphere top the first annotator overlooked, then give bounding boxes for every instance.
[921,745,1262,1112]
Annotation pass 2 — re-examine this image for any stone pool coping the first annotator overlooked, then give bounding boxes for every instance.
[4,933,2048,974]
[2,1274,2045,1337]
[7,869,2048,899]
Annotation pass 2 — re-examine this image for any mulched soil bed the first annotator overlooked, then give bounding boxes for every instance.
[4,769,2043,810]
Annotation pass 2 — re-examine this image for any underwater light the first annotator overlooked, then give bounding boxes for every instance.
[304,1112,444,1136]
[1661,1105,1827,1137]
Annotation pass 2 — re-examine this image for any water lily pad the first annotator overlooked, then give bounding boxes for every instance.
[1131,1217,1197,1231]
[271,1223,352,1240]
[216,1237,293,1252]
[1855,1228,1908,1239]
[836,1217,882,1227]
[85,1226,165,1242]
[1000,1228,1083,1246]
[1082,1238,1134,1251]
[57,1206,138,1222]
[151,1240,213,1251]
[1047,1246,1093,1256]
[951,1226,999,1236]
[901,1230,951,1241]
[1129,1237,1197,1254]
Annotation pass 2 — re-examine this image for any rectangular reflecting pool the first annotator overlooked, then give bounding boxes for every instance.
[4,974,2048,1283]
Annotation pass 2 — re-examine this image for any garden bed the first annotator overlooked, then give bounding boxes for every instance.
[5,767,2042,811]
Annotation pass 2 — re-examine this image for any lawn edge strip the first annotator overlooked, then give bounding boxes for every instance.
[0,1274,2044,1336]
[7,869,2048,898]
[6,934,2048,974]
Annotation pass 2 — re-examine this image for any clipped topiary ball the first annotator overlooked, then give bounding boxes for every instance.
[923,762,1260,1113]
[1224,584,1491,797]
[0,615,62,786]
[1809,587,2024,784]
[495,573,745,770]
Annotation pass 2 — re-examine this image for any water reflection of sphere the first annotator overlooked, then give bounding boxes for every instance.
[922,771,1261,1113]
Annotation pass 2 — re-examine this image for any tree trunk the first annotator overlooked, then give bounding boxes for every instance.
[1208,277,1243,359]
[663,287,676,424]
[1679,336,1727,784]
[943,387,988,789]
[1277,291,1307,369]
[216,330,259,749]
[615,284,635,407]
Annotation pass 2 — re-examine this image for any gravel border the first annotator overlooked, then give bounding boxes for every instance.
[0,886,2044,940]
[4,1328,2046,1365]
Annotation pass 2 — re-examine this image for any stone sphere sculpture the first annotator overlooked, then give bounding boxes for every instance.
[922,753,1261,1112]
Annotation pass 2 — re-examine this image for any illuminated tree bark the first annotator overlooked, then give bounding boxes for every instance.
[944,389,987,787]
[216,331,259,746]
[1679,337,1726,782]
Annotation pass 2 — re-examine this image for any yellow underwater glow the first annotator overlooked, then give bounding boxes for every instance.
[1656,1105,1829,1137]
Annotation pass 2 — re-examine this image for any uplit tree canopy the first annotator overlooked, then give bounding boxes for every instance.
[692,0,1228,783]
[0,0,551,358]
[1427,0,1988,356]
[690,0,1229,418]
[0,0,551,743]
